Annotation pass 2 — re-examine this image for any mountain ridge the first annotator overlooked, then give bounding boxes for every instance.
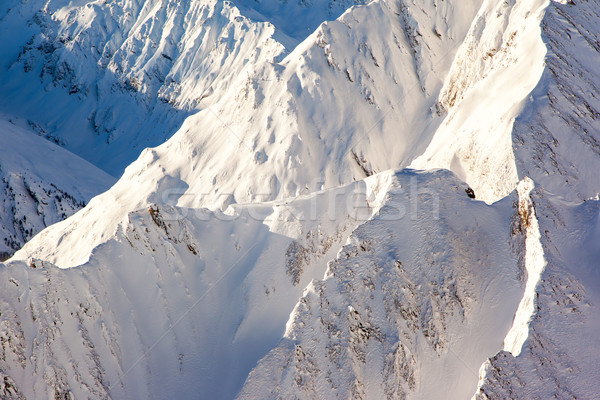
[0,0,599,398]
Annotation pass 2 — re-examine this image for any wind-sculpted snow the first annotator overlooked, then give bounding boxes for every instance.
[412,0,549,203]
[11,0,483,269]
[0,0,471,176]
[0,170,391,399]
[2,0,600,398]
[413,0,600,204]
[1,169,530,399]
[160,0,482,206]
[512,0,600,202]
[0,116,114,260]
[475,187,600,399]
[234,0,368,41]
[0,0,287,174]
[239,169,525,399]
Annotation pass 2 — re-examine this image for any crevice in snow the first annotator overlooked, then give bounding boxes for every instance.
[502,177,547,356]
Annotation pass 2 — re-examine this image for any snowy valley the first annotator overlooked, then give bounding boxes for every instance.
[0,0,599,399]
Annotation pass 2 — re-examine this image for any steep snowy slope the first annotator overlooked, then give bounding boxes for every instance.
[2,0,600,398]
[1,170,388,399]
[412,0,549,202]
[1,0,482,175]
[512,0,600,202]
[128,0,482,207]
[0,115,114,260]
[0,0,385,175]
[413,0,600,203]
[12,0,483,268]
[238,170,524,400]
[2,169,525,399]
[475,186,600,399]
[0,0,287,174]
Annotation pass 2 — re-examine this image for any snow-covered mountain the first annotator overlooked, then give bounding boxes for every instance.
[413,0,600,204]
[475,184,600,399]
[0,0,283,175]
[239,170,525,400]
[0,0,393,176]
[0,115,114,260]
[1,0,599,398]
[1,173,386,398]
[10,0,484,268]
[0,170,521,399]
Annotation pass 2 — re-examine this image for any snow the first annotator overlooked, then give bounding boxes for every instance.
[239,170,525,400]
[0,114,114,258]
[1,170,395,399]
[475,189,600,399]
[0,0,287,175]
[11,0,484,268]
[1,169,526,399]
[413,0,600,205]
[1,0,600,398]
[0,115,113,200]
[512,0,600,202]
[412,0,549,203]
[503,178,547,357]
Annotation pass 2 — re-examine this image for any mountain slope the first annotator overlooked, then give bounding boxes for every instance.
[0,115,114,260]
[2,169,527,400]
[0,171,392,399]
[412,0,547,202]
[0,0,287,174]
[11,0,483,269]
[0,0,393,176]
[413,0,600,204]
[238,170,524,399]
[475,186,600,399]
[512,0,600,202]
[1,0,600,398]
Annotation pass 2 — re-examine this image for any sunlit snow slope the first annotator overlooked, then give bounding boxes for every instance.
[414,0,600,203]
[238,170,524,400]
[0,0,384,175]
[1,0,600,399]
[12,0,483,268]
[475,187,600,399]
[1,169,523,400]
[0,0,286,174]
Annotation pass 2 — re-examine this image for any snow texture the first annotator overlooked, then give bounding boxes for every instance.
[0,115,114,259]
[0,0,599,398]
